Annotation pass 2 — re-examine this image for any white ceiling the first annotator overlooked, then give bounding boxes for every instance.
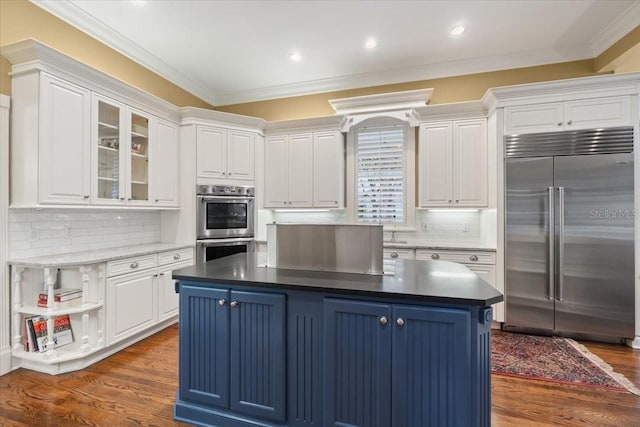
[33,0,640,106]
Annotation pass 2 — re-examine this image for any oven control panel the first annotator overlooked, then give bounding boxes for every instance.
[197,184,254,197]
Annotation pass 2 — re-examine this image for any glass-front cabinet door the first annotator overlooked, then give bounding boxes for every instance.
[127,110,151,204]
[93,95,125,205]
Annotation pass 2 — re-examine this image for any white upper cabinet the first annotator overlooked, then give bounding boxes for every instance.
[227,130,255,180]
[264,133,313,207]
[264,135,289,206]
[91,96,175,207]
[418,123,453,206]
[287,133,314,207]
[313,131,344,208]
[264,129,344,209]
[419,119,487,208]
[39,74,92,205]
[6,41,181,209]
[152,119,179,207]
[504,96,631,134]
[196,125,255,182]
[453,120,488,206]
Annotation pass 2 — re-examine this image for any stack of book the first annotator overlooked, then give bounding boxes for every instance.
[37,288,82,308]
[24,314,74,352]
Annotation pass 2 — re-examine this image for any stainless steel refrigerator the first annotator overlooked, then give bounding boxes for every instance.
[504,127,635,339]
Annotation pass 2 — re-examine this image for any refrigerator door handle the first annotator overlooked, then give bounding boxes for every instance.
[557,186,565,301]
[548,187,555,300]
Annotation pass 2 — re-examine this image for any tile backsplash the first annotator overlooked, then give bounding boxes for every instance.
[9,209,161,259]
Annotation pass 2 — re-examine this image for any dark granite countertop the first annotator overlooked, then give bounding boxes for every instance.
[172,253,503,306]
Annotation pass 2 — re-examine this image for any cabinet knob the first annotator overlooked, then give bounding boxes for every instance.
[469,255,479,261]
[566,120,573,125]
[448,200,452,203]
[173,254,181,260]
[396,318,405,327]
[390,252,398,259]
[379,316,388,325]
[228,173,232,176]
[455,200,459,203]
[222,172,226,175]
[431,253,440,260]
[83,195,89,199]
[120,197,125,201]
[557,122,563,126]
[218,299,226,306]
[130,261,139,269]
[127,198,132,201]
[155,199,159,202]
[230,300,239,308]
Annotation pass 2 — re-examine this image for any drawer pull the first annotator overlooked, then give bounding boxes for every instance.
[173,254,181,260]
[469,255,479,261]
[390,252,399,259]
[130,261,139,269]
[431,253,440,260]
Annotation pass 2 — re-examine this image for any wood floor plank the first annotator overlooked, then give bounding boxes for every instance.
[1,324,638,426]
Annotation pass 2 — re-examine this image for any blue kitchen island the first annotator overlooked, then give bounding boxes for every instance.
[172,253,503,427]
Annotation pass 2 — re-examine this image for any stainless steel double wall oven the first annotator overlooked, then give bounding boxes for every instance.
[196,184,255,263]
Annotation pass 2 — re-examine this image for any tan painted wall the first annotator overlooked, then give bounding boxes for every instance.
[0,0,213,108]
[217,60,599,121]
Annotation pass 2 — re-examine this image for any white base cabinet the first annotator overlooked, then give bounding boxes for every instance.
[9,245,193,374]
[416,249,502,322]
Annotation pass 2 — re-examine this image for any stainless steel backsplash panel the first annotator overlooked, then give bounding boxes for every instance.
[267,224,383,275]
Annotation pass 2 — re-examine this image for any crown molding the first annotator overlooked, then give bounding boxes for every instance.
[265,115,344,134]
[329,89,432,115]
[482,72,640,110]
[180,107,266,133]
[214,46,594,106]
[1,39,181,122]
[30,0,218,106]
[28,0,635,108]
[591,1,640,56]
[415,101,487,121]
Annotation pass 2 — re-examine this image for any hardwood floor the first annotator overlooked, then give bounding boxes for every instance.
[1,324,638,426]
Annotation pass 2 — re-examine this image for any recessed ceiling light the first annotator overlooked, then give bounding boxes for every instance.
[130,0,148,6]
[289,51,302,62]
[365,38,377,49]
[451,26,465,36]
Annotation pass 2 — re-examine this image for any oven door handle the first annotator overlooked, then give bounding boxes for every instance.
[197,238,255,247]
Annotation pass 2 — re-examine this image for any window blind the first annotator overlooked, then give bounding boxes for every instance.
[356,126,404,224]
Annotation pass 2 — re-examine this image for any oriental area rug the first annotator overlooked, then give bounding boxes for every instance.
[491,331,640,395]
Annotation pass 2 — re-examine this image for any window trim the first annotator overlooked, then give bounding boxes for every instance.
[346,117,415,229]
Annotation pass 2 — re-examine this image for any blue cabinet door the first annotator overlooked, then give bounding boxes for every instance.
[392,305,470,427]
[324,299,392,427]
[230,290,286,423]
[178,285,230,408]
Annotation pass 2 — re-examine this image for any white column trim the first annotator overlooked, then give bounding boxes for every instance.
[0,94,11,375]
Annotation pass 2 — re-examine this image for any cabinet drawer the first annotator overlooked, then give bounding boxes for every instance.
[416,249,495,265]
[158,247,194,267]
[107,254,157,277]
[383,248,415,260]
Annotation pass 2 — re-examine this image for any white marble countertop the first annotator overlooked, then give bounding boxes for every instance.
[7,243,194,268]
